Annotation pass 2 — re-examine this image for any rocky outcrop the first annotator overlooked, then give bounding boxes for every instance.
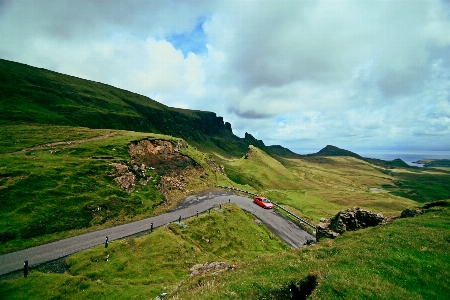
[400,208,424,218]
[317,207,385,240]
[110,163,136,193]
[225,121,233,133]
[189,262,235,277]
[110,139,194,193]
[128,139,194,176]
[245,145,256,159]
[110,162,152,193]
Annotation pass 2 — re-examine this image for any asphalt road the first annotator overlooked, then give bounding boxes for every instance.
[0,190,315,276]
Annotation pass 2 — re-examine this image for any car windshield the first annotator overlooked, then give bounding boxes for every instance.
[262,199,270,203]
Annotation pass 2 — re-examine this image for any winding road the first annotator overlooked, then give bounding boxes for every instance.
[0,190,315,276]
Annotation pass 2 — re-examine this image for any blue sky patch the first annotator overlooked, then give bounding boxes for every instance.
[166,17,208,57]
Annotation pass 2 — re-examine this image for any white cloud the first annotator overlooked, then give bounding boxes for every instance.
[1,0,450,151]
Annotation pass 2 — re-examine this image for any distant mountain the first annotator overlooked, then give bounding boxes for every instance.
[309,145,410,168]
[0,59,294,158]
[308,145,363,159]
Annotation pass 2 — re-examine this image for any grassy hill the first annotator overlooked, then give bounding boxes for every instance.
[0,58,294,159]
[0,124,234,254]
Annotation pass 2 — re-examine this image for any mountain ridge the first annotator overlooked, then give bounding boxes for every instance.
[0,58,293,158]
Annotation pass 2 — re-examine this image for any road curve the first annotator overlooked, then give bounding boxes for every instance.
[0,190,315,276]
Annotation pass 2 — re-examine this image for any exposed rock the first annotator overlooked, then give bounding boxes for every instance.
[400,208,424,218]
[245,145,256,159]
[317,207,385,240]
[160,174,187,191]
[128,139,194,176]
[225,121,233,133]
[110,163,129,176]
[155,292,168,300]
[113,172,135,193]
[189,262,235,277]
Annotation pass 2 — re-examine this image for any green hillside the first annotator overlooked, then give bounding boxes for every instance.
[0,59,293,159]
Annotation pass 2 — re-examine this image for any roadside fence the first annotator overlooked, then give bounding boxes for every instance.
[218,185,316,230]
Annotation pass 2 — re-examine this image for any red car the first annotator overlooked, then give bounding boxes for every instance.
[253,196,274,209]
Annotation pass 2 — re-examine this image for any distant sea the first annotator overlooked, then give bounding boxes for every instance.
[350,150,450,167]
[294,149,450,167]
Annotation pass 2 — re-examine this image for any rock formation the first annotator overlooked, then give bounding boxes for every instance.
[317,207,385,240]
[128,139,193,176]
[400,208,424,218]
[110,163,136,193]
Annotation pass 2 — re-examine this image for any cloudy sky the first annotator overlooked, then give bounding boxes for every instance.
[1,0,449,153]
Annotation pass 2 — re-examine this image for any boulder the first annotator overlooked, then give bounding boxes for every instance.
[400,208,423,218]
[317,207,385,240]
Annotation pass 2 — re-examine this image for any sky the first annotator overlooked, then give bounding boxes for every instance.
[1,0,449,153]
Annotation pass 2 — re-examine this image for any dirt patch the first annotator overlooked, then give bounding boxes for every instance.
[111,139,217,205]
[128,139,192,176]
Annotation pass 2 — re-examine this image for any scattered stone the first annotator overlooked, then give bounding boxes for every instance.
[110,163,129,175]
[317,207,385,240]
[189,262,235,277]
[113,172,135,193]
[244,146,255,159]
[400,208,424,218]
[155,292,168,300]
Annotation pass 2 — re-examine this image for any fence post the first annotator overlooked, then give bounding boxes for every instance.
[24,260,28,277]
[105,236,109,248]
[178,215,181,223]
[151,222,153,232]
[196,211,198,217]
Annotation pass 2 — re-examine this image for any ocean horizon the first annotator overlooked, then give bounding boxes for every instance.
[294,149,450,167]
[355,150,450,166]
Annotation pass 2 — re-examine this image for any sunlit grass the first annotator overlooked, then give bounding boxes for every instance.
[170,206,450,299]
[0,125,221,254]
[0,204,288,299]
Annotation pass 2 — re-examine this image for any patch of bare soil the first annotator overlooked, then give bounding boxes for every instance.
[111,139,218,207]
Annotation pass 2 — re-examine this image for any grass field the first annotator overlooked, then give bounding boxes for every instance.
[170,205,450,299]
[219,147,442,222]
[0,125,227,254]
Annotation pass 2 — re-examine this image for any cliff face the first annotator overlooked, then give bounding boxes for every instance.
[0,59,298,158]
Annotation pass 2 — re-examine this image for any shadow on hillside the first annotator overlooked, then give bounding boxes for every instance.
[264,273,319,300]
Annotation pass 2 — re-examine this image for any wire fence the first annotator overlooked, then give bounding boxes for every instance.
[218,185,316,229]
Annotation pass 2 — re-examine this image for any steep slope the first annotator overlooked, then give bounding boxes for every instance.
[223,145,300,191]
[0,59,293,159]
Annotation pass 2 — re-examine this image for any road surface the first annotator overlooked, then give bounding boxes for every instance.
[0,190,315,276]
